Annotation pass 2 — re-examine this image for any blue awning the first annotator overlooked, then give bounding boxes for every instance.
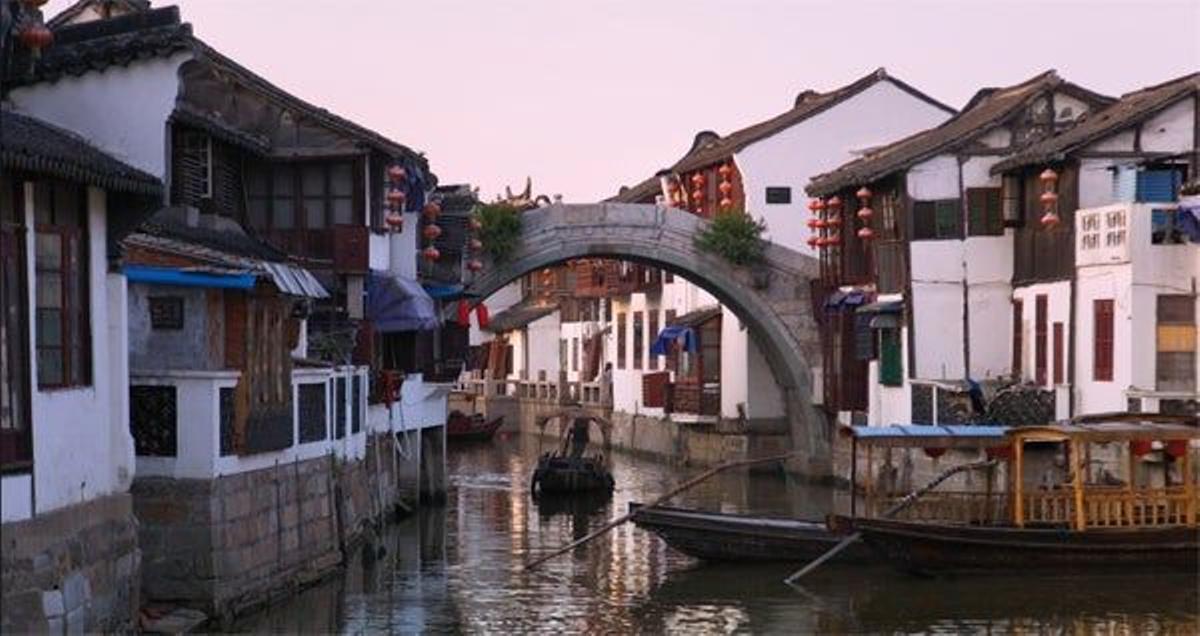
[123,265,255,290]
[842,424,1008,449]
[650,325,697,356]
[423,283,464,300]
[825,289,868,311]
[367,271,439,333]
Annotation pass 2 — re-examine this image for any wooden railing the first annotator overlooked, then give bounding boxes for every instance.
[457,375,609,407]
[879,487,1198,528]
[881,491,1009,524]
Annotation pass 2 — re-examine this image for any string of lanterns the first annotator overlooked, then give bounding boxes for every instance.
[385,164,406,231]
[421,200,442,263]
[690,172,706,215]
[1039,168,1060,229]
[855,186,875,241]
[717,163,734,210]
[466,211,484,273]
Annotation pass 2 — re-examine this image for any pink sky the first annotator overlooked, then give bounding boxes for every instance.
[46,0,1200,202]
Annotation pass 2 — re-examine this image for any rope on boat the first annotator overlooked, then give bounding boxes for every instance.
[783,458,999,585]
[523,452,795,571]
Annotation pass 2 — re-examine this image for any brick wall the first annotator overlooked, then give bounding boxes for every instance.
[1,493,140,634]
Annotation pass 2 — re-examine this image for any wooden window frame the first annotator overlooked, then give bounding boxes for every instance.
[1012,299,1024,378]
[966,187,1004,236]
[33,181,91,390]
[1052,322,1064,385]
[1155,294,1196,392]
[911,199,963,240]
[616,313,627,370]
[1,176,32,471]
[1034,294,1048,386]
[648,310,660,370]
[632,311,644,370]
[245,160,360,231]
[1093,299,1114,382]
[879,328,903,387]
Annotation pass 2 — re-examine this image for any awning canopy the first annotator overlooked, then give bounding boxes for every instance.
[483,302,558,334]
[366,271,439,333]
[650,325,698,355]
[825,289,868,311]
[124,264,255,290]
[260,262,329,298]
[841,424,1009,449]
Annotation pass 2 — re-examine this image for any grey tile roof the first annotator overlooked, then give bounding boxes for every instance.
[484,302,559,334]
[1,108,162,195]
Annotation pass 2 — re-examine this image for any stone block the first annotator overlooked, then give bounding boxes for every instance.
[223,492,252,521]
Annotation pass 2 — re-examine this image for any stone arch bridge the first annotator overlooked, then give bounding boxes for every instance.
[464,203,831,474]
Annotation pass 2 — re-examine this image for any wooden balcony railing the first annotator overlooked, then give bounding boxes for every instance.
[878,487,1198,528]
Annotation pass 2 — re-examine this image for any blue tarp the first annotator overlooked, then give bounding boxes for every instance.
[846,424,1008,440]
[1179,197,1200,243]
[366,271,439,333]
[423,283,464,300]
[123,265,256,290]
[650,325,698,355]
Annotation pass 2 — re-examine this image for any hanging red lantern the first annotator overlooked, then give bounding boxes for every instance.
[827,196,842,211]
[468,217,482,233]
[422,246,441,262]
[815,199,827,212]
[457,300,471,327]
[385,212,403,229]
[691,173,706,187]
[827,232,841,246]
[474,303,490,329]
[719,197,734,209]
[807,199,822,213]
[422,224,442,241]
[826,215,842,227]
[386,189,406,206]
[807,236,820,248]
[422,201,441,221]
[718,181,733,195]
[1040,211,1061,229]
[1130,440,1153,457]
[468,238,483,252]
[857,206,874,220]
[691,189,704,202]
[718,163,733,178]
[1039,168,1059,187]
[18,24,53,51]
[855,186,872,202]
[1039,191,1058,206]
[857,226,875,240]
[814,218,828,229]
[806,218,820,230]
[923,447,947,459]
[1165,440,1189,459]
[387,165,406,183]
[467,259,484,273]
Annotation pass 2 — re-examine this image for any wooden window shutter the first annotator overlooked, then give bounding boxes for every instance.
[1012,299,1023,377]
[879,328,902,386]
[1035,295,1048,385]
[1094,299,1114,381]
[1052,322,1064,385]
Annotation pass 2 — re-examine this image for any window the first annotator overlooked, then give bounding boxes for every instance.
[765,187,791,204]
[664,271,674,284]
[1156,295,1195,392]
[616,313,627,370]
[1094,299,1114,382]
[34,181,90,388]
[2,175,32,468]
[174,130,212,202]
[245,161,356,230]
[877,191,901,240]
[148,296,184,330]
[1002,175,1022,227]
[966,187,1003,236]
[633,312,644,370]
[1012,299,1023,377]
[1151,208,1189,245]
[1034,295,1048,386]
[1053,322,1064,385]
[1135,168,1183,203]
[912,199,961,240]
[648,311,660,370]
[879,328,902,386]
[699,318,721,383]
[572,337,579,372]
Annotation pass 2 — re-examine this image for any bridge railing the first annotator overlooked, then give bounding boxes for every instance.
[457,374,610,408]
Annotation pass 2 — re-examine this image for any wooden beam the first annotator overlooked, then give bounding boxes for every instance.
[1071,439,1087,531]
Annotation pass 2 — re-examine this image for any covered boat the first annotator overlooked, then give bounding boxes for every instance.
[531,408,615,496]
[840,414,1200,575]
[446,410,503,443]
[629,504,873,563]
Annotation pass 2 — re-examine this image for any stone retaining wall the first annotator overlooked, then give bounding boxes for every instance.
[0,493,140,634]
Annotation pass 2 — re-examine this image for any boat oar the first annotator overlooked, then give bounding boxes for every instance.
[783,458,999,584]
[523,452,794,571]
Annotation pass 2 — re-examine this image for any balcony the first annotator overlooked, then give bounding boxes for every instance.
[259,225,369,272]
[668,382,720,419]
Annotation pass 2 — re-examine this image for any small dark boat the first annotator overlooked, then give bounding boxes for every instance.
[844,516,1200,575]
[630,503,873,563]
[446,411,503,443]
[531,455,614,495]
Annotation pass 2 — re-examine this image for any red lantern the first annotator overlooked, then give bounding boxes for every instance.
[857,206,873,220]
[719,197,734,209]
[806,218,820,229]
[855,186,872,202]
[718,181,733,195]
[1130,440,1153,457]
[422,246,440,262]
[386,189,406,206]
[815,199,827,212]
[826,215,842,227]
[468,217,482,232]
[385,212,403,229]
[1039,168,1059,187]
[718,163,733,178]
[691,189,704,202]
[1165,440,1189,459]
[807,199,822,213]
[923,447,947,459]
[18,24,53,51]
[457,300,471,326]
[1040,211,1060,229]
[422,224,442,241]
[691,173,706,187]
[422,201,441,221]
[468,238,483,252]
[467,259,484,273]
[387,165,406,183]
[814,218,827,229]
[827,196,842,211]
[807,236,820,248]
[827,232,841,245]
[857,226,875,240]
[1039,191,1058,206]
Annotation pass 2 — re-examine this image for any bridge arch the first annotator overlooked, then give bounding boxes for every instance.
[465,203,831,473]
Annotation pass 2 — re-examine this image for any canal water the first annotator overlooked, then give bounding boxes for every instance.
[241,434,1199,634]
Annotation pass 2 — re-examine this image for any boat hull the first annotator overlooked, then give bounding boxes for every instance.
[631,504,873,563]
[847,517,1200,574]
[446,413,503,443]
[531,456,614,494]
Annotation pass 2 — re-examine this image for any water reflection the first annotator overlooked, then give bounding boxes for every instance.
[240,434,1199,634]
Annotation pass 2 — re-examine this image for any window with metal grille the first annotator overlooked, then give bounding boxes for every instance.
[298,383,327,443]
[765,187,791,204]
[1156,295,1195,392]
[966,187,1003,236]
[245,162,356,230]
[1035,295,1048,385]
[912,199,962,240]
[1093,299,1114,381]
[130,385,177,457]
[351,375,362,434]
[33,181,90,389]
[1,174,32,470]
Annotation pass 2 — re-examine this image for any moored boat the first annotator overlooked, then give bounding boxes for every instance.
[530,408,616,496]
[446,410,503,443]
[629,503,873,563]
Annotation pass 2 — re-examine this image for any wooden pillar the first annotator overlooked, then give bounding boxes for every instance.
[1126,443,1137,526]
[1183,444,1195,528]
[1071,439,1087,531]
[865,444,874,518]
[1013,439,1024,528]
[850,436,858,518]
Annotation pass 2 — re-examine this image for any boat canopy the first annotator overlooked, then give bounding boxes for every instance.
[842,424,1009,449]
[1009,422,1200,444]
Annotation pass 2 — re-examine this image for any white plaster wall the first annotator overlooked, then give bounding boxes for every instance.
[868,325,913,426]
[1085,129,1136,153]
[471,282,521,347]
[720,307,748,418]
[525,313,562,381]
[1074,267,1134,414]
[906,154,960,201]
[911,281,965,380]
[26,187,125,515]
[107,274,135,492]
[1139,96,1195,153]
[967,282,1015,379]
[744,331,785,419]
[0,474,33,522]
[1078,158,1127,208]
[131,371,235,480]
[1012,281,1072,389]
[1052,91,1095,123]
[736,80,952,254]
[9,53,191,178]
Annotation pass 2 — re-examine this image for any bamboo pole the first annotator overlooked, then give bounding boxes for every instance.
[523,452,793,571]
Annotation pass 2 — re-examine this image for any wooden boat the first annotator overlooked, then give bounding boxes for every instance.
[445,411,503,442]
[531,454,614,495]
[629,503,873,563]
[839,414,1200,575]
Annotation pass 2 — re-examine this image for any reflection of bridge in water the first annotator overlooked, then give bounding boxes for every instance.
[462,203,829,474]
